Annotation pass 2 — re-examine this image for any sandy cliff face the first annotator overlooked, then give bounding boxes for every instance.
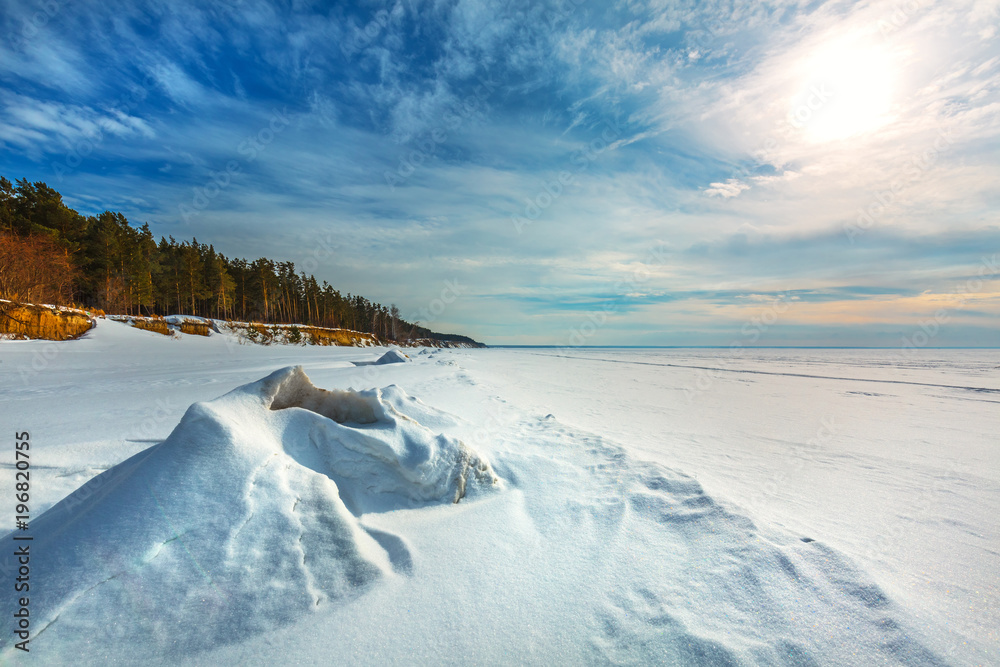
[1,303,483,347]
[0,302,94,340]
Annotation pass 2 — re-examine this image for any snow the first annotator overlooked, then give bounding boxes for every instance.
[0,364,495,661]
[375,349,410,364]
[353,349,410,366]
[1,320,997,664]
[266,366,497,505]
[161,315,212,325]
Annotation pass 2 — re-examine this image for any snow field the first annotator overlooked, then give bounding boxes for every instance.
[1,320,996,664]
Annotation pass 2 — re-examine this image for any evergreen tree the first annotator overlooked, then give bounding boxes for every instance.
[0,173,472,343]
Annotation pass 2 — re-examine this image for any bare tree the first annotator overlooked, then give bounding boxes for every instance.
[390,303,400,341]
[0,232,76,304]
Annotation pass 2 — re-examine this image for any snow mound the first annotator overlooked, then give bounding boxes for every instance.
[353,349,410,366]
[376,349,409,364]
[1,367,497,660]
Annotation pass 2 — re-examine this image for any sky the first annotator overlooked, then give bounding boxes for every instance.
[1,0,998,346]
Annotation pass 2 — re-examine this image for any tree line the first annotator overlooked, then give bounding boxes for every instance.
[0,176,477,344]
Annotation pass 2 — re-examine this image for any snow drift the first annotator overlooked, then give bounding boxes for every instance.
[374,349,409,364]
[0,367,497,660]
[352,349,410,366]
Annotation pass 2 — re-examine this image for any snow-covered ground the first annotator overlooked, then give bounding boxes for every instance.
[1,320,997,665]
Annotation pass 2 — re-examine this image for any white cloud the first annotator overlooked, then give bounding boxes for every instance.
[704,178,751,198]
[0,92,154,155]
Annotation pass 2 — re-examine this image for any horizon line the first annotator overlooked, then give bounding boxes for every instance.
[485,345,1000,350]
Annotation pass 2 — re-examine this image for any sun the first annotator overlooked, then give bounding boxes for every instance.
[787,39,896,143]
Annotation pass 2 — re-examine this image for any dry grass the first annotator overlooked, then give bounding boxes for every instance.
[225,321,380,347]
[132,319,172,336]
[179,322,211,336]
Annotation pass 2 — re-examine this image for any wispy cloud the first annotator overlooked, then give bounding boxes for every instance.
[0,0,997,344]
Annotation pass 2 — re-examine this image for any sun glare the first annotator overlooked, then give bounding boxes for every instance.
[787,40,896,143]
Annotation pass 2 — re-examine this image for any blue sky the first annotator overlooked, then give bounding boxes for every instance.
[1,0,998,345]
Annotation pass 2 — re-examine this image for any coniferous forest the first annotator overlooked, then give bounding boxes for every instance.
[0,176,477,344]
